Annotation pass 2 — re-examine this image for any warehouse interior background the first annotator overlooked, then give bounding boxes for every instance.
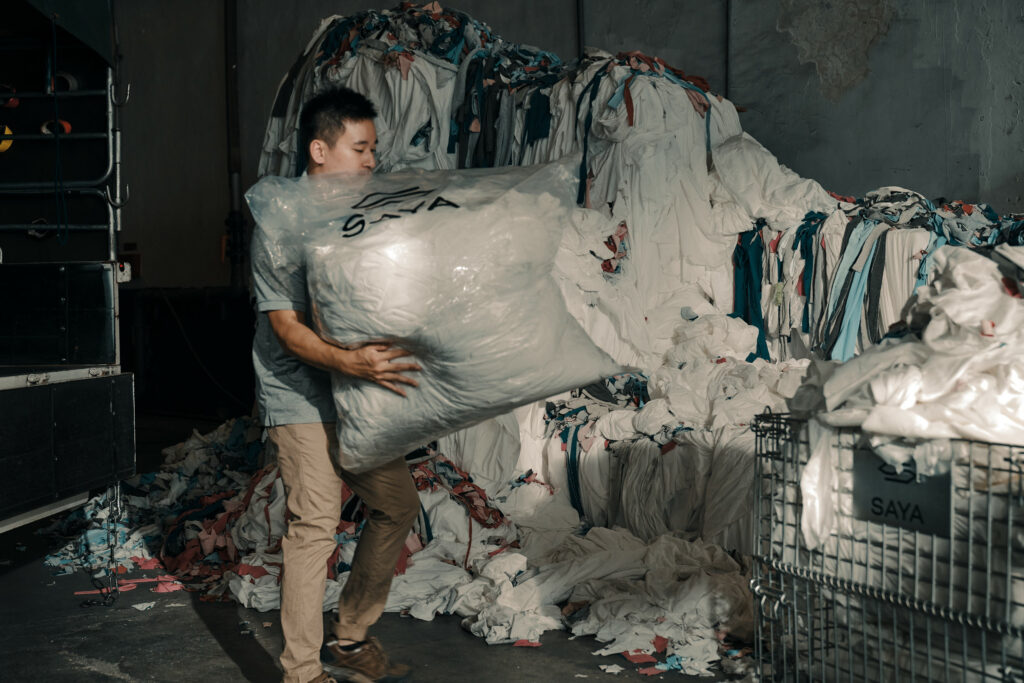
[2,0,1023,681]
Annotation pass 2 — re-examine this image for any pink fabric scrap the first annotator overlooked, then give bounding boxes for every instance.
[119,575,179,585]
[621,650,657,664]
[131,557,164,570]
[153,581,186,593]
[74,583,137,596]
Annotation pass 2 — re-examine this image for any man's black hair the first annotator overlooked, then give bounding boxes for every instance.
[297,87,377,172]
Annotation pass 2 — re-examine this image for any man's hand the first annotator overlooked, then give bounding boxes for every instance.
[266,310,422,397]
[336,343,421,397]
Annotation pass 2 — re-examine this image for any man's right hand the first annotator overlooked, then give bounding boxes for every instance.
[266,310,422,397]
[336,344,422,397]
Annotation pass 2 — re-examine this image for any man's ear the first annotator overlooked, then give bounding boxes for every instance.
[309,138,326,165]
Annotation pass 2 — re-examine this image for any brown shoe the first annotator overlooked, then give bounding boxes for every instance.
[322,637,410,681]
[308,673,337,683]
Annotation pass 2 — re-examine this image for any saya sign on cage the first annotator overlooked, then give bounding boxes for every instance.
[851,448,952,537]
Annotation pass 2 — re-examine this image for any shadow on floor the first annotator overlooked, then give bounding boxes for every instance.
[189,588,282,683]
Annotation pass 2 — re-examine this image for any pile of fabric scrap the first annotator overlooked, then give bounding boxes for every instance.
[797,244,1024,455]
[39,401,763,676]
[515,312,807,555]
[733,188,1024,364]
[260,2,841,371]
[43,418,263,580]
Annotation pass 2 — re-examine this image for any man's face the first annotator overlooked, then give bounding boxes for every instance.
[308,119,377,175]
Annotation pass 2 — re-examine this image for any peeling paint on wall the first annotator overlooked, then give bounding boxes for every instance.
[776,0,894,101]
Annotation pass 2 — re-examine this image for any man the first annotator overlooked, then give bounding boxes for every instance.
[251,86,421,683]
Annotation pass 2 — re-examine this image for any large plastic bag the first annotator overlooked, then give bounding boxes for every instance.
[246,162,623,472]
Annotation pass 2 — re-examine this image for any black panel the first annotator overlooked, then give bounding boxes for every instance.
[111,373,135,476]
[0,263,115,365]
[0,231,111,265]
[53,376,112,493]
[22,0,116,67]
[0,447,57,517]
[66,263,115,362]
[0,384,54,515]
[0,381,52,454]
[0,373,135,519]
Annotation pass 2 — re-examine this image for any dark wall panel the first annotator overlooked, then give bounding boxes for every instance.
[0,374,134,519]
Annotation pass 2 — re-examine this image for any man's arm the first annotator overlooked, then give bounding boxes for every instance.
[267,309,421,397]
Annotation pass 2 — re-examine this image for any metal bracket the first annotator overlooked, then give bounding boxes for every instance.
[104,183,129,209]
[115,261,132,284]
[109,80,131,106]
[751,580,787,624]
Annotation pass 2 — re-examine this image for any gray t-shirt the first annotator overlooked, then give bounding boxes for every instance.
[250,223,336,427]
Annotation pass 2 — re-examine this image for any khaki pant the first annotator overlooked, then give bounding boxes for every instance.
[271,422,419,683]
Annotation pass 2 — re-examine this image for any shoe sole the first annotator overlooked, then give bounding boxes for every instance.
[321,665,375,683]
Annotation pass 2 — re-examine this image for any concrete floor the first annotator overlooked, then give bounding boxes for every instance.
[0,414,738,682]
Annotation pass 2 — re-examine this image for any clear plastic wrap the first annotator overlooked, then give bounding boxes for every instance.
[800,418,837,550]
[246,162,624,472]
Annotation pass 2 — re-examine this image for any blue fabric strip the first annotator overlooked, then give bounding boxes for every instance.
[794,212,825,333]
[730,225,771,361]
[575,69,606,206]
[825,219,876,323]
[830,236,882,362]
[565,425,585,518]
[419,501,433,543]
[913,232,947,294]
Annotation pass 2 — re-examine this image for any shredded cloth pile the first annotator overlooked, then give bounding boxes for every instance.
[735,188,1024,363]
[799,244,1024,458]
[42,413,756,677]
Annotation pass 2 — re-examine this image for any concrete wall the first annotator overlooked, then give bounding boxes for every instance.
[116,1,1023,287]
[581,0,728,95]
[731,0,1024,208]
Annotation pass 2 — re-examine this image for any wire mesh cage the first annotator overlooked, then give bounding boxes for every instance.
[751,411,1024,681]
[753,563,1024,682]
